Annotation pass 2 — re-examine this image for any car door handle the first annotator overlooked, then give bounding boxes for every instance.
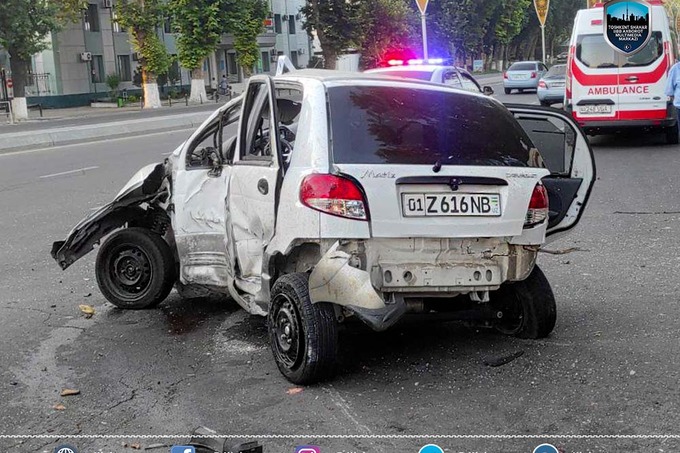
[257,178,269,195]
[625,76,639,82]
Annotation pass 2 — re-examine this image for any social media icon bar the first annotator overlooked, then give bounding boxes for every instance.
[170,446,196,453]
[54,445,78,453]
[295,446,321,453]
[533,443,559,453]
[418,444,444,453]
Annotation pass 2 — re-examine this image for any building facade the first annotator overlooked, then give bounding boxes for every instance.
[24,0,311,107]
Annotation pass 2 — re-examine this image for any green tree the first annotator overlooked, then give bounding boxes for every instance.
[302,0,361,69]
[116,0,171,109]
[0,0,86,118]
[356,0,416,69]
[223,0,268,77]
[170,0,222,102]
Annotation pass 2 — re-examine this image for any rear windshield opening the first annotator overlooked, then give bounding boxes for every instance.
[327,85,544,168]
[546,65,566,77]
[509,62,537,71]
[576,31,663,68]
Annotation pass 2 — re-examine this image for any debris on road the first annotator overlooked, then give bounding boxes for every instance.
[84,293,92,298]
[53,403,66,411]
[130,443,142,450]
[9,381,17,386]
[540,247,589,255]
[60,388,80,397]
[143,444,169,451]
[79,304,95,318]
[286,387,303,395]
[483,350,525,367]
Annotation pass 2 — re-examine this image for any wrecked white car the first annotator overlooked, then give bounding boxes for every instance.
[52,70,595,384]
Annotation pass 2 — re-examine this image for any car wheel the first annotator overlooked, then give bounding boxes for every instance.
[490,265,556,339]
[665,122,679,145]
[95,227,176,309]
[504,88,511,94]
[539,100,550,107]
[268,273,338,385]
[518,89,524,94]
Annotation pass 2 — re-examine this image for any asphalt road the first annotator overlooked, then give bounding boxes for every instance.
[2,92,680,453]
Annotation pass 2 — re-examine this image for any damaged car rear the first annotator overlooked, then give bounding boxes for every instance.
[52,69,595,384]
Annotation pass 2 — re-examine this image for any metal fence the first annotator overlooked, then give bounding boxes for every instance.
[25,73,52,96]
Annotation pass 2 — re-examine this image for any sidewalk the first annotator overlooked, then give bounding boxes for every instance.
[0,101,225,153]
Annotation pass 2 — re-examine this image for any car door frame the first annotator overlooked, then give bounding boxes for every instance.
[171,98,242,290]
[505,103,596,240]
[225,74,283,311]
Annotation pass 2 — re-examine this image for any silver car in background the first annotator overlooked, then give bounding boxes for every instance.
[503,61,548,94]
[537,64,567,106]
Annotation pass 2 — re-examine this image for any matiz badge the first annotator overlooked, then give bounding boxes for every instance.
[604,0,651,55]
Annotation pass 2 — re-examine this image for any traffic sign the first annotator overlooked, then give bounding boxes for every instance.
[534,0,549,26]
[415,0,429,15]
[6,78,12,89]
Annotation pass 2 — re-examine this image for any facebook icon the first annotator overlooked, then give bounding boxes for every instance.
[171,447,196,453]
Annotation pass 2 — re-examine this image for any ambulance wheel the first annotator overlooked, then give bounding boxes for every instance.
[504,88,511,94]
[96,228,176,309]
[268,273,338,385]
[540,100,550,107]
[665,123,679,145]
[491,265,556,339]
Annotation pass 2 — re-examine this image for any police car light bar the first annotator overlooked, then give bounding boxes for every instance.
[387,57,445,66]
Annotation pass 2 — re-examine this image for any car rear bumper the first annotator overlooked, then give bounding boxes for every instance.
[537,88,565,102]
[308,238,538,331]
[504,79,539,89]
[566,104,677,133]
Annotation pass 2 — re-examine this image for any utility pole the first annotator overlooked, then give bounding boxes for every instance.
[415,0,429,59]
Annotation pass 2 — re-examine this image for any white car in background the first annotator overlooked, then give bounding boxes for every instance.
[52,65,595,385]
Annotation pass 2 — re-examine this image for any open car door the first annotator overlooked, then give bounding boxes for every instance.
[506,104,596,243]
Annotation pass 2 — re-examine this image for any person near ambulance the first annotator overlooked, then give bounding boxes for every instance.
[665,60,680,131]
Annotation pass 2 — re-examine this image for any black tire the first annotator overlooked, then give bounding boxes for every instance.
[268,273,338,385]
[95,227,175,309]
[518,88,524,94]
[504,88,511,94]
[666,123,679,144]
[540,100,550,107]
[490,265,556,339]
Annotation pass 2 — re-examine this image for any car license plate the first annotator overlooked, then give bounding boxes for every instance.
[579,104,612,114]
[551,82,565,87]
[511,74,528,80]
[402,193,501,217]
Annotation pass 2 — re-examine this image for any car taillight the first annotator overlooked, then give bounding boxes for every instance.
[538,80,547,88]
[300,174,369,221]
[524,184,548,228]
[503,72,508,79]
[531,71,537,78]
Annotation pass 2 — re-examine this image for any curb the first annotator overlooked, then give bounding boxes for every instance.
[0,111,212,154]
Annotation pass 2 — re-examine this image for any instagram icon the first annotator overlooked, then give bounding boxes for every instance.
[295,446,321,453]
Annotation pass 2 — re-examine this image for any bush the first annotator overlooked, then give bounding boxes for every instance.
[106,73,121,97]
[127,94,139,103]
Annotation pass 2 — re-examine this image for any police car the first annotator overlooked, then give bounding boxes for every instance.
[365,58,495,95]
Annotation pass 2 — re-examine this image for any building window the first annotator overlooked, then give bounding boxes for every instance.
[112,11,125,33]
[261,51,271,72]
[288,15,296,34]
[274,14,282,34]
[91,55,104,83]
[84,4,100,32]
[290,51,298,68]
[118,55,131,81]
[164,16,173,34]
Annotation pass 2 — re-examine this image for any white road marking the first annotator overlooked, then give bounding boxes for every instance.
[39,166,99,179]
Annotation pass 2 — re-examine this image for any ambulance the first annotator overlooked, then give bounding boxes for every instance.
[565,0,678,143]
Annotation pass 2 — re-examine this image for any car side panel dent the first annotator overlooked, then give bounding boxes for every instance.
[308,241,386,311]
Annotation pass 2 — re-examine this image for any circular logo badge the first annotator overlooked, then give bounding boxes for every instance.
[419,445,445,453]
[533,443,559,453]
[54,445,78,453]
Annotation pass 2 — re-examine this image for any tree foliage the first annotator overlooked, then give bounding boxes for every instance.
[302,0,362,69]
[356,0,416,69]
[223,0,267,77]
[0,0,86,97]
[170,0,222,72]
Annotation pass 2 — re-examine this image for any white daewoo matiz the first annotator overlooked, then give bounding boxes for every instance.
[52,65,595,384]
